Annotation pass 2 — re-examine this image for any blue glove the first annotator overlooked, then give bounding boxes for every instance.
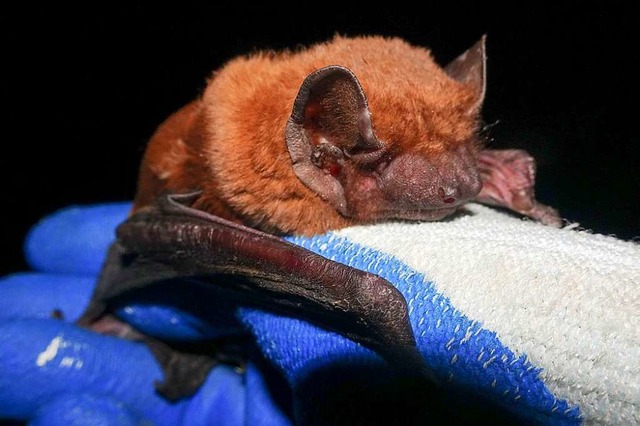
[0,203,290,426]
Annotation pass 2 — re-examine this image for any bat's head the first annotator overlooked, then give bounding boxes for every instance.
[286,36,486,223]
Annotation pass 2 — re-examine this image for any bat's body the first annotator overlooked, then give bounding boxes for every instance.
[135,34,559,234]
[77,34,561,423]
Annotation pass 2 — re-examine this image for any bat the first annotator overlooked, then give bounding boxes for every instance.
[76,34,561,422]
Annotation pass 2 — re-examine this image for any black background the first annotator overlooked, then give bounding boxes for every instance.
[2,4,638,276]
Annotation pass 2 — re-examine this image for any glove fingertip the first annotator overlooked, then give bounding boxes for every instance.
[24,202,131,275]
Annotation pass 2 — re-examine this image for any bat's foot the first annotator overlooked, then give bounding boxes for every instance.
[149,341,219,401]
[146,336,249,401]
[476,149,563,227]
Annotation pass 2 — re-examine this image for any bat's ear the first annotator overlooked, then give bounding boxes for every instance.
[286,65,383,215]
[445,34,487,113]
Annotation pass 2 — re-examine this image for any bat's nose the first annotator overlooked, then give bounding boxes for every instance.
[436,166,482,207]
[438,186,457,204]
[380,148,482,211]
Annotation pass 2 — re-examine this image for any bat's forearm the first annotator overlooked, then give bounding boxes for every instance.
[85,194,431,386]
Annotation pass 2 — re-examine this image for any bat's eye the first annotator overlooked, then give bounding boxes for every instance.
[346,142,379,157]
[342,132,386,162]
[375,156,392,174]
[356,153,391,176]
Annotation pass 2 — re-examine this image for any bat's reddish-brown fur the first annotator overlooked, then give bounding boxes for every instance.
[134,35,484,235]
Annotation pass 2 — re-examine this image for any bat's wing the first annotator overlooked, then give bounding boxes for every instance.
[77,193,433,400]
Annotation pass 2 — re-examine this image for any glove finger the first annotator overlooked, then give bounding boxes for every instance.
[0,318,171,422]
[114,303,243,341]
[0,273,95,322]
[244,361,292,426]
[24,202,131,275]
[182,360,295,426]
[0,318,249,426]
[110,281,244,341]
[238,307,378,386]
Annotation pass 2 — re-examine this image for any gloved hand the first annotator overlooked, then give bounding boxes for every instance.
[0,203,291,426]
[0,202,583,425]
[0,203,442,426]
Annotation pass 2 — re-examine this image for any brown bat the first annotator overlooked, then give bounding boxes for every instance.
[76,34,560,418]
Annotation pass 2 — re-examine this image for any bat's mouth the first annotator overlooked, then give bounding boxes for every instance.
[381,206,460,222]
